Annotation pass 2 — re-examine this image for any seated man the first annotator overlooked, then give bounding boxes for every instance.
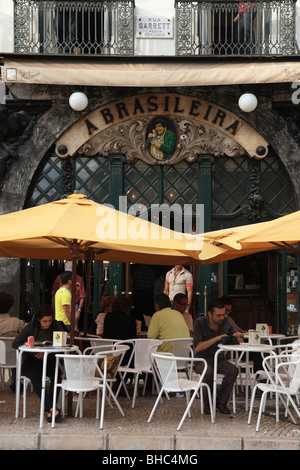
[173,293,193,336]
[0,291,25,391]
[193,298,243,414]
[147,293,189,352]
[219,295,246,333]
[0,291,24,337]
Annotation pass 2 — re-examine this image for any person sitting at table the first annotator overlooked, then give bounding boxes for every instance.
[219,296,247,334]
[193,298,243,414]
[102,295,136,340]
[0,291,25,391]
[219,296,262,372]
[12,304,64,423]
[147,293,189,352]
[0,291,25,337]
[95,295,115,336]
[102,295,136,394]
[173,293,193,336]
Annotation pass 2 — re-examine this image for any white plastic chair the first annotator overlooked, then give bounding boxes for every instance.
[74,336,118,352]
[18,375,53,420]
[80,343,130,417]
[0,337,17,391]
[248,354,300,432]
[19,375,35,418]
[114,338,162,408]
[160,338,193,371]
[232,350,254,393]
[187,344,236,417]
[250,344,300,390]
[82,337,119,352]
[148,352,214,430]
[51,354,107,429]
[14,348,46,419]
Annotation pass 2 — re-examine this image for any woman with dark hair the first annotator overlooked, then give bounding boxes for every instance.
[102,295,136,340]
[12,304,64,422]
[102,295,136,394]
[95,295,115,336]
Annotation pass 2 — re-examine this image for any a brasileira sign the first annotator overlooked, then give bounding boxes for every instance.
[55,93,268,160]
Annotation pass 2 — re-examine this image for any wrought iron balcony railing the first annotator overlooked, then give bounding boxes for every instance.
[14,0,135,56]
[12,0,298,58]
[175,0,298,56]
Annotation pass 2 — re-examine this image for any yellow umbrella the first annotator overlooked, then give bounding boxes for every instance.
[195,222,270,263]
[164,223,264,264]
[214,211,300,255]
[0,192,209,263]
[4,192,271,339]
[0,192,219,341]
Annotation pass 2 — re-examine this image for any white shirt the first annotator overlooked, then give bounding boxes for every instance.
[165,267,193,301]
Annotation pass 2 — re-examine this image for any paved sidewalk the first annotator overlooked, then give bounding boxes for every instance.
[0,385,300,451]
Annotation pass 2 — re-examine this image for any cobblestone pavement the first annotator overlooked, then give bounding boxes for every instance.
[0,384,300,450]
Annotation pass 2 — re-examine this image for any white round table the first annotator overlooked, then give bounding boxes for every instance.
[243,334,286,345]
[213,343,275,416]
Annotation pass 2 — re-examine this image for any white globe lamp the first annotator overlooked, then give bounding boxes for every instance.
[238,93,258,113]
[69,91,88,111]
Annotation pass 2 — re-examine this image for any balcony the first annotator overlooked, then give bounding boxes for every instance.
[11,0,299,58]
[14,0,135,56]
[175,0,298,56]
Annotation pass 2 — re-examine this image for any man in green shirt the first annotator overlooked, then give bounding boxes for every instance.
[147,293,189,352]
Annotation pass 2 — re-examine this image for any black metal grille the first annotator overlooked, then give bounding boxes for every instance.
[212,154,297,221]
[14,0,135,56]
[30,154,110,206]
[175,0,297,57]
[29,153,297,226]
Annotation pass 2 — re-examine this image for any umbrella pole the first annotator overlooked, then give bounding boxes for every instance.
[84,250,94,336]
[68,243,79,417]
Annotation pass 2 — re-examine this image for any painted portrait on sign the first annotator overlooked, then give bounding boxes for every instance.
[146,117,177,160]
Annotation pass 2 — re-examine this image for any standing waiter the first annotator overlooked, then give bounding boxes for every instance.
[164,264,193,314]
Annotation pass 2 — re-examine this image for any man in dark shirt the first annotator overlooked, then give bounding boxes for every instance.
[193,299,243,414]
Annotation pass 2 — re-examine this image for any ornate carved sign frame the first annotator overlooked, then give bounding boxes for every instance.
[56,93,269,164]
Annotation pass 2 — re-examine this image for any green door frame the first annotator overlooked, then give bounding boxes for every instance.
[109,153,126,296]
